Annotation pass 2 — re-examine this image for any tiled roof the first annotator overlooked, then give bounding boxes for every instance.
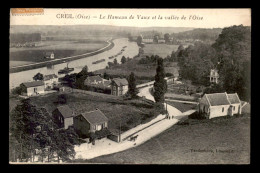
[112,78,128,86]
[227,94,240,104]
[81,109,108,125]
[205,93,230,106]
[43,74,58,81]
[204,92,241,106]
[56,105,75,118]
[22,81,44,88]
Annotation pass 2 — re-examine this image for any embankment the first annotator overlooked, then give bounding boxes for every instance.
[10,40,114,73]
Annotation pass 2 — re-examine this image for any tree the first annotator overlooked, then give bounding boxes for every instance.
[128,72,139,98]
[33,73,43,81]
[164,33,170,43]
[57,94,67,104]
[9,99,78,162]
[103,72,109,80]
[137,35,143,46]
[153,35,159,43]
[113,58,118,65]
[121,56,127,64]
[212,25,251,101]
[81,65,88,75]
[153,58,167,103]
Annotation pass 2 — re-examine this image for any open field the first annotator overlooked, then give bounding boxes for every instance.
[24,91,161,133]
[143,44,189,58]
[80,114,250,164]
[95,56,179,85]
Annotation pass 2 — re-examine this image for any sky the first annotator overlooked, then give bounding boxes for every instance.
[10,8,251,28]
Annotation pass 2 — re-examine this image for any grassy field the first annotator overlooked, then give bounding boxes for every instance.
[10,40,108,67]
[95,56,179,85]
[142,44,190,58]
[79,114,250,164]
[24,91,161,133]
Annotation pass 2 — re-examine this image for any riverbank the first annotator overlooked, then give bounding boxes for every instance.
[10,39,114,73]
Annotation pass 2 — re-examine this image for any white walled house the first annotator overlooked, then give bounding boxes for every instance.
[43,74,59,89]
[111,78,128,96]
[21,81,45,96]
[210,69,219,84]
[84,75,103,85]
[199,92,242,119]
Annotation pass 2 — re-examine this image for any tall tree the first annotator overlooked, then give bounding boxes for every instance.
[137,35,143,46]
[121,56,127,64]
[153,58,167,102]
[113,58,118,65]
[128,72,139,98]
[164,33,170,43]
[9,99,78,162]
[212,25,251,100]
[33,73,43,81]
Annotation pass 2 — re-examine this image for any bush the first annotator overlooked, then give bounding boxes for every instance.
[165,73,174,77]
[57,94,67,104]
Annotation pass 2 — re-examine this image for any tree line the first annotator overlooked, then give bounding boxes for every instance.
[175,25,250,101]
[10,33,41,43]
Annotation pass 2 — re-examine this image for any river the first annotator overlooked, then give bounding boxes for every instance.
[9,38,139,90]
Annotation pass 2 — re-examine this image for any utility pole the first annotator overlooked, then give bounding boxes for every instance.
[119,117,121,143]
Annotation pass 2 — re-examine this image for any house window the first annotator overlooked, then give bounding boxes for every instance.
[233,106,235,110]
[34,87,37,92]
[222,107,224,112]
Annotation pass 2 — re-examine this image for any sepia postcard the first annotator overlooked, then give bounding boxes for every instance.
[9,8,251,164]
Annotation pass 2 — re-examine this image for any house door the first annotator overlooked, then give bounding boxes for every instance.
[228,106,233,116]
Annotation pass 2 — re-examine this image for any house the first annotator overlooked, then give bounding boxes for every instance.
[84,75,103,85]
[143,38,153,43]
[21,81,45,96]
[84,75,111,93]
[45,52,54,59]
[210,69,219,84]
[73,109,109,138]
[199,92,242,119]
[111,78,128,96]
[52,105,76,129]
[43,74,59,89]
[164,76,174,84]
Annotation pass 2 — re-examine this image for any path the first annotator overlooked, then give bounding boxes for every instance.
[74,85,194,160]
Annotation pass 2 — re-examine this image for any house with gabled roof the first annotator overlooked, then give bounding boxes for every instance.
[21,81,45,96]
[111,78,128,96]
[73,109,109,138]
[199,92,242,119]
[52,105,76,129]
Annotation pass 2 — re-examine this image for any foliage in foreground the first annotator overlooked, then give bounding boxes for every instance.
[9,99,79,163]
